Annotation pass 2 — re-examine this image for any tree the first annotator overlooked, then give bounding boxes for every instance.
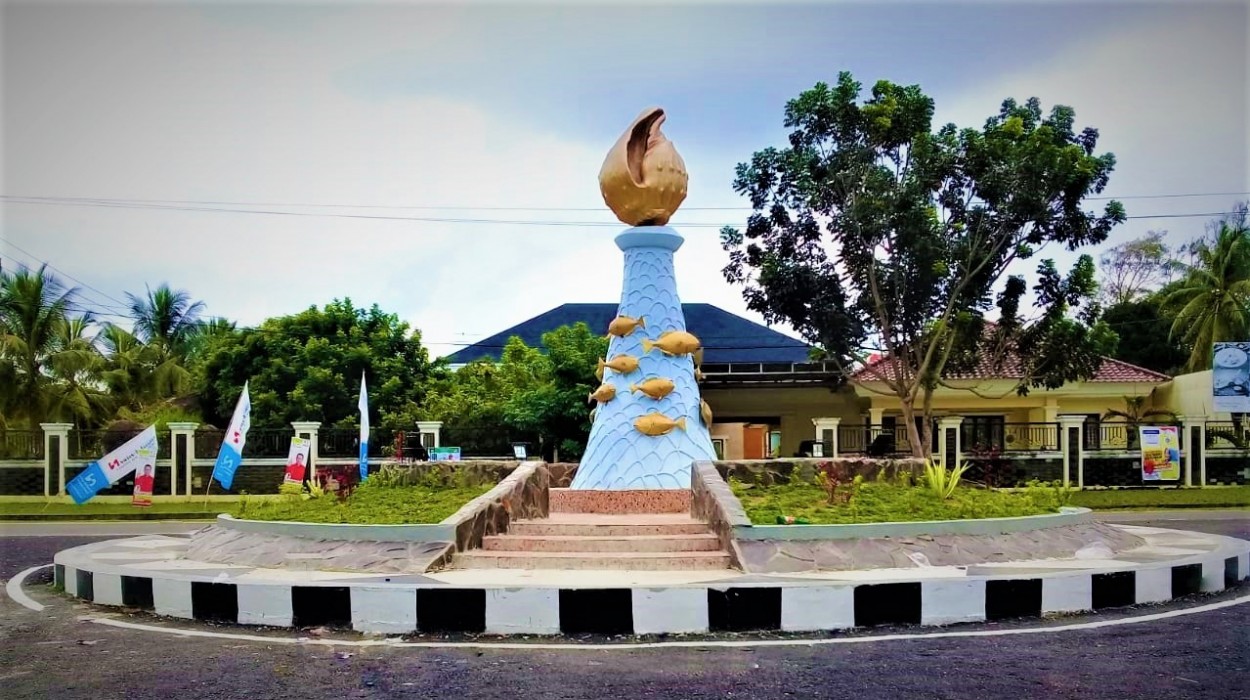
[194,299,437,429]
[1101,297,1189,375]
[1162,206,1250,372]
[0,264,79,427]
[503,322,608,459]
[1098,231,1175,306]
[419,323,608,459]
[126,284,207,397]
[720,72,1125,457]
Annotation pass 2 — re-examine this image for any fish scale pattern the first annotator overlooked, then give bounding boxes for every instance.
[570,226,717,490]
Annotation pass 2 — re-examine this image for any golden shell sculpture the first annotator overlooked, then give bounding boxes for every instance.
[598,107,688,227]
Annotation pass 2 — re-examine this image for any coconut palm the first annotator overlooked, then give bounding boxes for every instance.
[99,323,159,411]
[44,315,111,427]
[0,265,77,427]
[1164,212,1250,372]
[126,284,206,397]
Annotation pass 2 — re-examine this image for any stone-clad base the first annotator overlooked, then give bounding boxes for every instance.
[550,488,691,514]
[53,526,1250,636]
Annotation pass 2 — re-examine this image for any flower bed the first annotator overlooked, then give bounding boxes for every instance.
[231,465,493,524]
[729,476,1071,525]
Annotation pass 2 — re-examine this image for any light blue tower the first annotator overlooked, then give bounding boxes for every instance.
[570,226,718,490]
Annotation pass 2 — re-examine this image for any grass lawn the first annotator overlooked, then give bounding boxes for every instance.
[1069,486,1250,510]
[730,479,1067,525]
[231,481,491,524]
[0,501,223,517]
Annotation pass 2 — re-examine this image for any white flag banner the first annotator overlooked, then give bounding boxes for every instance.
[211,381,252,490]
[358,372,369,481]
[67,425,159,504]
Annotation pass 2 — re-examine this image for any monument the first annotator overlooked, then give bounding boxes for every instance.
[569,107,719,490]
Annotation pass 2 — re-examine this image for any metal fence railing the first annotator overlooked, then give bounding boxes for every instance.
[68,429,172,461]
[0,430,44,460]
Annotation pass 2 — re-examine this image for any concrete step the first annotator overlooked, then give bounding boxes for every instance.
[509,513,711,537]
[454,550,733,571]
[550,488,692,514]
[482,533,723,553]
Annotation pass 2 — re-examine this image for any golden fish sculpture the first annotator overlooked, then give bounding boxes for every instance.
[598,107,688,227]
[596,354,640,378]
[700,399,713,427]
[634,412,687,437]
[607,314,646,338]
[589,407,598,423]
[588,383,617,404]
[630,377,675,400]
[641,330,701,357]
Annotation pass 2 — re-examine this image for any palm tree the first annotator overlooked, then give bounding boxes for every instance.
[0,265,77,427]
[99,323,158,411]
[1102,396,1179,450]
[1164,211,1250,372]
[126,284,206,397]
[45,315,111,427]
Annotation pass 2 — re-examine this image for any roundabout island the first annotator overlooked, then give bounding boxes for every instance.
[49,106,1250,640]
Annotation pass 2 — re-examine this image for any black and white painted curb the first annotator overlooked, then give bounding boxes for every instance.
[55,534,1250,636]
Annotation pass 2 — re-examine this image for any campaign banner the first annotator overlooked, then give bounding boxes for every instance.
[358,372,370,482]
[1213,342,1250,413]
[211,382,252,490]
[1140,425,1181,481]
[132,461,156,507]
[66,425,159,505]
[283,436,312,486]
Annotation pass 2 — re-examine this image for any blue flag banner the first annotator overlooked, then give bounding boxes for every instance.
[358,372,369,482]
[66,425,159,505]
[211,382,251,490]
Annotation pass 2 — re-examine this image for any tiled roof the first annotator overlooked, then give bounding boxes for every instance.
[442,303,813,365]
[851,347,1171,384]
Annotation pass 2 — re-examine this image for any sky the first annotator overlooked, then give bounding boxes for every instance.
[2,0,1248,360]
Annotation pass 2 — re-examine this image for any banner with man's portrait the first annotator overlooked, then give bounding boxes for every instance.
[283,436,312,486]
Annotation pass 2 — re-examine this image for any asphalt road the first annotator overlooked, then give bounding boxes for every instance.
[0,514,1247,700]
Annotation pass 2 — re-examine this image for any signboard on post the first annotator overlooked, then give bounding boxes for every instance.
[429,447,461,462]
[1213,342,1250,413]
[283,436,312,485]
[1140,426,1181,481]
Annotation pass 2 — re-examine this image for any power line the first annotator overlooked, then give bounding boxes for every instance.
[5,191,1248,211]
[1,195,1243,225]
[0,242,134,315]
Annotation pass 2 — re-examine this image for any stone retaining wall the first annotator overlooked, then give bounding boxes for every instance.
[712,457,927,486]
[439,460,550,560]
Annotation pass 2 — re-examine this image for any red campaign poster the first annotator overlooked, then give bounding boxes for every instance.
[283,437,312,486]
[132,463,155,507]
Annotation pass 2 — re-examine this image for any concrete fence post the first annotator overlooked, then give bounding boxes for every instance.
[40,423,72,497]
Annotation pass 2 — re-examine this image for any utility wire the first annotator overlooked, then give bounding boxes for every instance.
[5,191,1249,211]
[2,195,1244,225]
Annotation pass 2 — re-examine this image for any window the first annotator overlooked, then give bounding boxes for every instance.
[961,416,1006,451]
[1083,414,1102,450]
[712,439,726,460]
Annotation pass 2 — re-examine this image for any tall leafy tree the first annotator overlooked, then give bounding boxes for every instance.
[1163,206,1250,372]
[0,264,78,427]
[195,299,437,429]
[1102,297,1189,375]
[720,73,1125,456]
[1098,231,1176,306]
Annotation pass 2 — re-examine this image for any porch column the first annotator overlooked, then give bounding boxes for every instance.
[1043,399,1059,424]
[812,417,841,458]
[416,421,443,449]
[937,416,964,469]
[40,423,72,497]
[1058,416,1086,489]
[291,421,321,483]
[168,422,199,497]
